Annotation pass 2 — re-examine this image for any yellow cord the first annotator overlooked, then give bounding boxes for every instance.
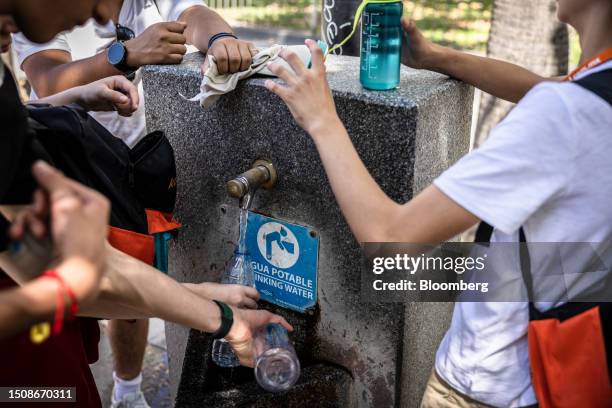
[325,0,403,57]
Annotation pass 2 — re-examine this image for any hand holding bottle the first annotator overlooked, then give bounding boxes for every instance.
[400,18,445,71]
[225,307,293,368]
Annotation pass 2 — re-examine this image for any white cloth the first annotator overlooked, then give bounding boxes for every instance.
[12,0,203,147]
[191,44,314,108]
[433,61,612,407]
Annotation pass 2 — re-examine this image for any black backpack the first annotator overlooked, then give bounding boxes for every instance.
[475,68,612,408]
[26,103,177,234]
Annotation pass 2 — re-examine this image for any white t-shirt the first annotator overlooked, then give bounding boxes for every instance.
[433,61,612,407]
[12,0,203,148]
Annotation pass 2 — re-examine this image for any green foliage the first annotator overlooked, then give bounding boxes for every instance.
[406,0,492,51]
[218,1,494,52]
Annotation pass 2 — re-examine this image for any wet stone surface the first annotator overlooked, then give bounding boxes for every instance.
[143,52,472,407]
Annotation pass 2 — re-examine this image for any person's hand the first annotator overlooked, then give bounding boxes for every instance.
[264,39,341,136]
[125,22,188,67]
[9,161,111,300]
[225,307,293,367]
[400,18,443,70]
[75,76,139,117]
[183,282,260,309]
[203,37,256,75]
[0,16,18,53]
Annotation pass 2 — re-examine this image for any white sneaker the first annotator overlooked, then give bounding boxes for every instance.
[110,390,151,408]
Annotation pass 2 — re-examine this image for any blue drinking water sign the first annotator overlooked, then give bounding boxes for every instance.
[245,212,318,313]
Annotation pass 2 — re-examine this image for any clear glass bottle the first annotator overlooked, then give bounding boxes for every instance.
[360,1,403,90]
[254,323,301,392]
[211,250,256,367]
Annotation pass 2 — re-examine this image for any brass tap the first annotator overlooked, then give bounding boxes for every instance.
[227,159,277,208]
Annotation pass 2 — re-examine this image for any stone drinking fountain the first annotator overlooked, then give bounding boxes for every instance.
[142,51,473,407]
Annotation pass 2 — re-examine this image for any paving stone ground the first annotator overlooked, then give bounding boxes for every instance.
[90,319,172,408]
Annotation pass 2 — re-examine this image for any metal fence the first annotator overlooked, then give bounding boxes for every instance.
[205,0,254,7]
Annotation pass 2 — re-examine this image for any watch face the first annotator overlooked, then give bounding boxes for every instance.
[108,42,126,66]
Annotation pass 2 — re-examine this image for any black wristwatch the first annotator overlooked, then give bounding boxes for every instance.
[211,300,234,339]
[107,41,136,80]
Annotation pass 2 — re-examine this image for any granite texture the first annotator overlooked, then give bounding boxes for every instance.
[142,52,472,408]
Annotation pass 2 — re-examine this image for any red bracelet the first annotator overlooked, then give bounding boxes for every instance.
[42,270,78,335]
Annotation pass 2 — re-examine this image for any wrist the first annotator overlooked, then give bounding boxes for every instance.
[425,45,454,72]
[224,306,246,342]
[21,277,58,317]
[122,40,141,69]
[56,257,100,301]
[208,32,237,50]
[308,116,345,142]
[211,300,234,339]
[71,86,88,108]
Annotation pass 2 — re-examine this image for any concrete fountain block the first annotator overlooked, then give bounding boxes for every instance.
[143,52,472,408]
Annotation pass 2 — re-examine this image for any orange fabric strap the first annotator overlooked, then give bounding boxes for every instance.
[108,227,155,265]
[107,210,180,266]
[145,209,181,235]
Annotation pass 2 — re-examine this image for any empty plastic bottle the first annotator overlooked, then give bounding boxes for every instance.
[360,0,403,90]
[254,323,301,392]
[211,250,256,367]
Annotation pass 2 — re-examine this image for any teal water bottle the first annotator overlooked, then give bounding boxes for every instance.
[360,0,403,90]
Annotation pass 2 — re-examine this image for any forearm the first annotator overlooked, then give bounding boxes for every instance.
[426,47,551,103]
[32,86,84,107]
[182,282,218,299]
[309,121,479,244]
[179,5,232,53]
[26,52,121,98]
[0,278,56,339]
[310,121,403,243]
[0,241,100,300]
[0,256,96,339]
[80,245,222,333]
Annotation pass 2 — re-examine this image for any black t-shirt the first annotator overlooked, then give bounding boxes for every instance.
[0,63,36,205]
[0,65,102,408]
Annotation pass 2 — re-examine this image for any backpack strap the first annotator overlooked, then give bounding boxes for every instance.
[573,69,612,107]
[474,222,536,308]
[474,222,494,245]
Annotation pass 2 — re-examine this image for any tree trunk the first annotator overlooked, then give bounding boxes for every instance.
[475,0,569,146]
[321,0,362,56]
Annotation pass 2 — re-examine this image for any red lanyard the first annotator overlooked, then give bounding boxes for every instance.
[565,48,612,81]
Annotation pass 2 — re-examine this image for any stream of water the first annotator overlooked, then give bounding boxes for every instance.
[237,208,248,254]
[211,208,254,367]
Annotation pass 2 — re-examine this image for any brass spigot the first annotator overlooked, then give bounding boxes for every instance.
[227,159,277,209]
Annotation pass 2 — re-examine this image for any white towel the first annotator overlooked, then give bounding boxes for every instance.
[189,44,315,108]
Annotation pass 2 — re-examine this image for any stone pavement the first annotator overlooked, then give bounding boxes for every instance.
[90,319,172,408]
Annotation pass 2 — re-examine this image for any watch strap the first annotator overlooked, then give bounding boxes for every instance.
[109,42,136,78]
[211,300,234,339]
